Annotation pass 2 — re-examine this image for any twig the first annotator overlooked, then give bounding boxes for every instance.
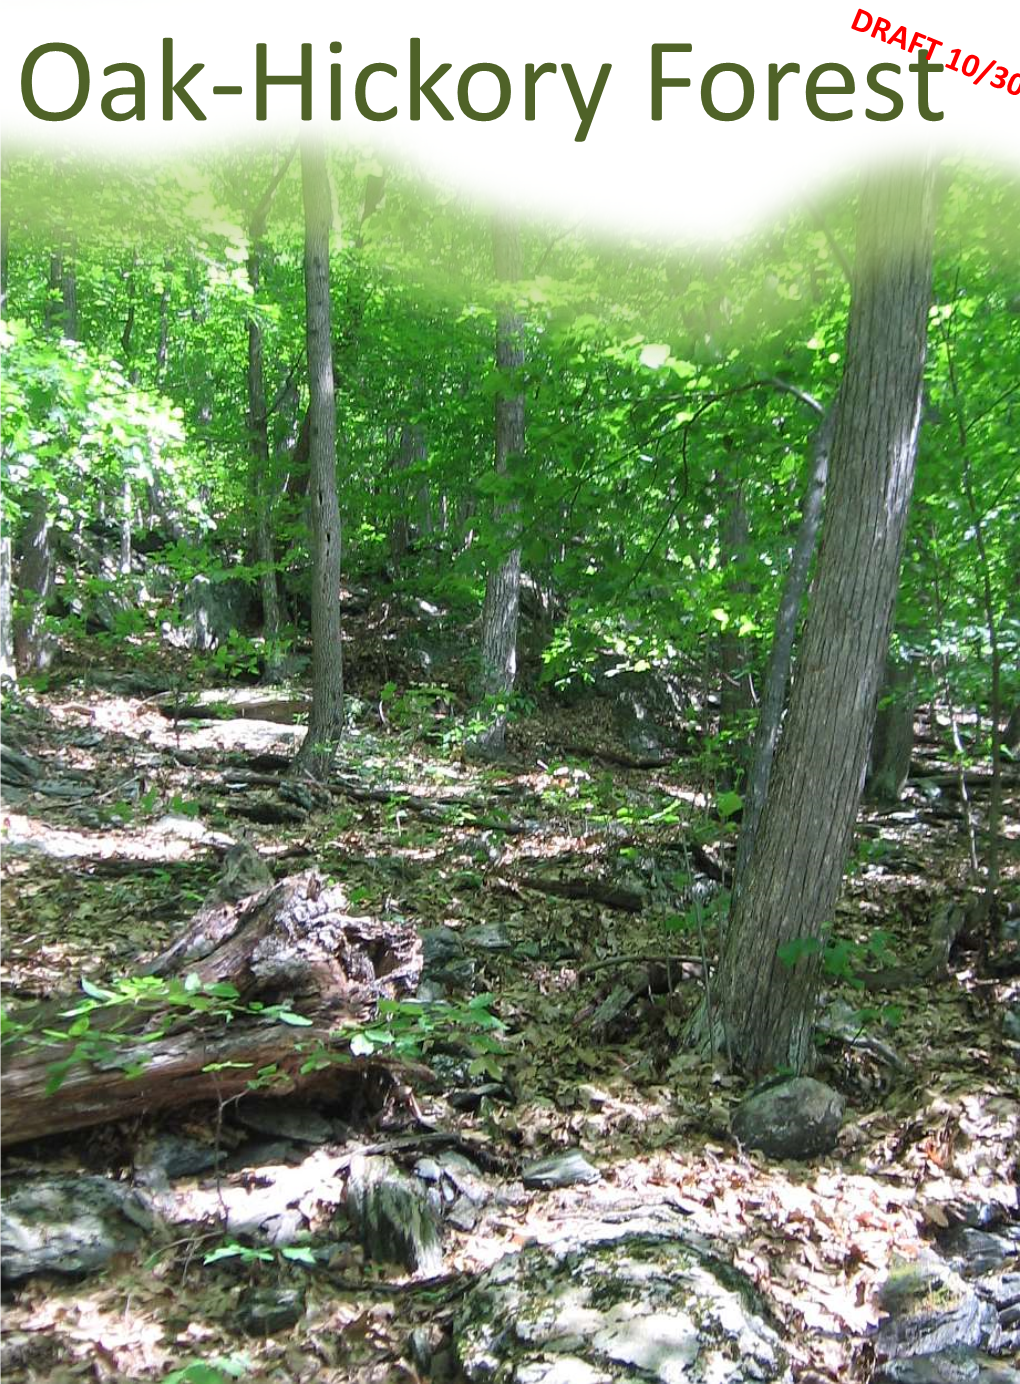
[574,953,702,978]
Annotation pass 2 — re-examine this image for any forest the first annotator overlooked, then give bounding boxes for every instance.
[0,146,1018,1384]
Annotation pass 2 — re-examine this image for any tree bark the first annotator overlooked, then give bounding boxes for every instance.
[0,535,15,684]
[293,140,344,779]
[472,217,524,758]
[730,409,832,899]
[713,167,936,1076]
[0,872,422,1148]
[246,155,295,681]
[864,655,915,803]
[716,473,753,791]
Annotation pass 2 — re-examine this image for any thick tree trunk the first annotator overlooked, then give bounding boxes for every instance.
[293,140,344,778]
[713,168,936,1076]
[0,872,422,1148]
[472,217,524,758]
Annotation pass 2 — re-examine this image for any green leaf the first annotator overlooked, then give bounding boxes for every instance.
[716,790,743,821]
[280,1245,317,1265]
[275,1010,313,1027]
[776,936,822,967]
[81,977,115,1001]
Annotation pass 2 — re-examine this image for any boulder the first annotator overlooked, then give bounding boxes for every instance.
[345,1154,443,1275]
[1,1175,156,1281]
[730,1077,844,1160]
[454,1216,791,1383]
[169,574,254,652]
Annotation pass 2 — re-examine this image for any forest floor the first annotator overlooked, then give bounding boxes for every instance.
[1,619,1018,1384]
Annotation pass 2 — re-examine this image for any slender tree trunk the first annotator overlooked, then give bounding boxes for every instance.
[939,319,1004,925]
[1,182,10,314]
[245,154,295,681]
[472,217,524,757]
[723,411,833,914]
[389,423,426,563]
[389,425,410,563]
[864,655,915,803]
[13,494,56,674]
[717,473,753,791]
[711,167,936,1076]
[293,140,344,779]
[247,244,283,674]
[0,535,16,684]
[155,261,172,381]
[17,243,78,673]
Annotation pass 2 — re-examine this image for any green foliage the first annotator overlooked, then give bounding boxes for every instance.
[2,971,505,1096]
[202,1240,316,1268]
[776,926,896,985]
[2,152,1015,786]
[163,1356,249,1384]
[331,994,505,1079]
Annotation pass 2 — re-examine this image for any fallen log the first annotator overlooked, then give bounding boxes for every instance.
[1,871,422,1148]
[509,873,645,912]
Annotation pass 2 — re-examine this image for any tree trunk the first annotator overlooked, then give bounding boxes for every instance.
[245,155,294,682]
[389,424,426,564]
[472,217,524,758]
[712,167,936,1076]
[717,473,753,791]
[1005,705,1020,753]
[155,260,172,381]
[864,655,915,803]
[293,140,344,779]
[247,243,283,675]
[731,410,833,896]
[1,173,10,313]
[16,241,80,672]
[13,486,56,677]
[0,871,422,1148]
[0,535,15,684]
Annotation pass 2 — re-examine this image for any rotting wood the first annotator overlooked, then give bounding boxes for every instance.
[507,873,645,912]
[559,742,675,770]
[0,871,422,1148]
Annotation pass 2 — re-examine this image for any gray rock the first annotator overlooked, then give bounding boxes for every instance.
[238,1285,304,1335]
[463,922,512,951]
[420,926,476,988]
[172,574,253,652]
[522,1151,601,1189]
[876,1250,998,1358]
[873,1347,1020,1383]
[455,1218,791,1383]
[730,1078,844,1160]
[1,1175,156,1281]
[937,1226,1020,1279]
[421,926,465,966]
[346,1154,443,1275]
[134,1133,222,1190]
[235,1099,334,1146]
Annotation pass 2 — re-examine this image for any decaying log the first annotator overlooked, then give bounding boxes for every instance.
[510,873,645,912]
[1,872,422,1148]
